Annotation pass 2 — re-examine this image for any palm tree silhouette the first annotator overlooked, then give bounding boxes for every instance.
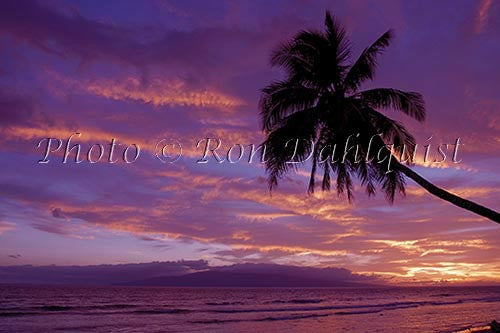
[259,11,499,223]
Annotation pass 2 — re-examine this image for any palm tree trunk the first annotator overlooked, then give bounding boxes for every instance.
[395,163,500,224]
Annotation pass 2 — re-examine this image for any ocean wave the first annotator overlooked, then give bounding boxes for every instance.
[258,313,330,321]
[192,298,496,324]
[267,299,324,304]
[86,304,138,310]
[333,303,421,315]
[0,312,39,317]
[192,313,330,324]
[430,293,454,297]
[334,309,385,315]
[0,304,179,317]
[468,296,500,303]
[206,301,244,306]
[209,299,467,314]
[1,294,497,320]
[0,304,138,313]
[129,308,191,315]
[40,305,73,311]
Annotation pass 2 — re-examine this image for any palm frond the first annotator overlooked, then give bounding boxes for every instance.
[357,88,426,122]
[343,30,393,91]
[324,11,351,69]
[334,161,354,202]
[263,108,319,190]
[271,13,352,90]
[381,167,406,202]
[259,79,318,131]
[364,107,416,162]
[270,30,328,87]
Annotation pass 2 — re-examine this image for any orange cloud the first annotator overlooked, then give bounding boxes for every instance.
[0,221,16,235]
[475,0,494,33]
[236,212,297,222]
[405,185,499,200]
[370,238,494,257]
[49,71,244,111]
[153,167,358,225]
[3,124,259,160]
[230,243,348,257]
[403,262,500,281]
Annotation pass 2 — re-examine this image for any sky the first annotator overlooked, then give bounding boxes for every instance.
[0,0,499,285]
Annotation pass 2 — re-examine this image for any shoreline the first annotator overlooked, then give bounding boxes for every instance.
[454,321,499,333]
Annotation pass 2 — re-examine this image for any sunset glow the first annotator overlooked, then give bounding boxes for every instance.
[0,0,499,287]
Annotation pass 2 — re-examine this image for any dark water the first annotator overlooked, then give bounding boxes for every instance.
[0,285,499,332]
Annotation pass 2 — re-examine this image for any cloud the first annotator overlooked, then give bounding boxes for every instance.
[0,221,15,235]
[370,238,492,256]
[401,261,500,282]
[50,73,244,110]
[0,145,498,284]
[0,0,269,76]
[0,89,35,125]
[0,0,144,66]
[475,0,494,33]
[51,207,68,219]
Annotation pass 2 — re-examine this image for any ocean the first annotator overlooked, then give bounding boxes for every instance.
[0,285,499,332]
